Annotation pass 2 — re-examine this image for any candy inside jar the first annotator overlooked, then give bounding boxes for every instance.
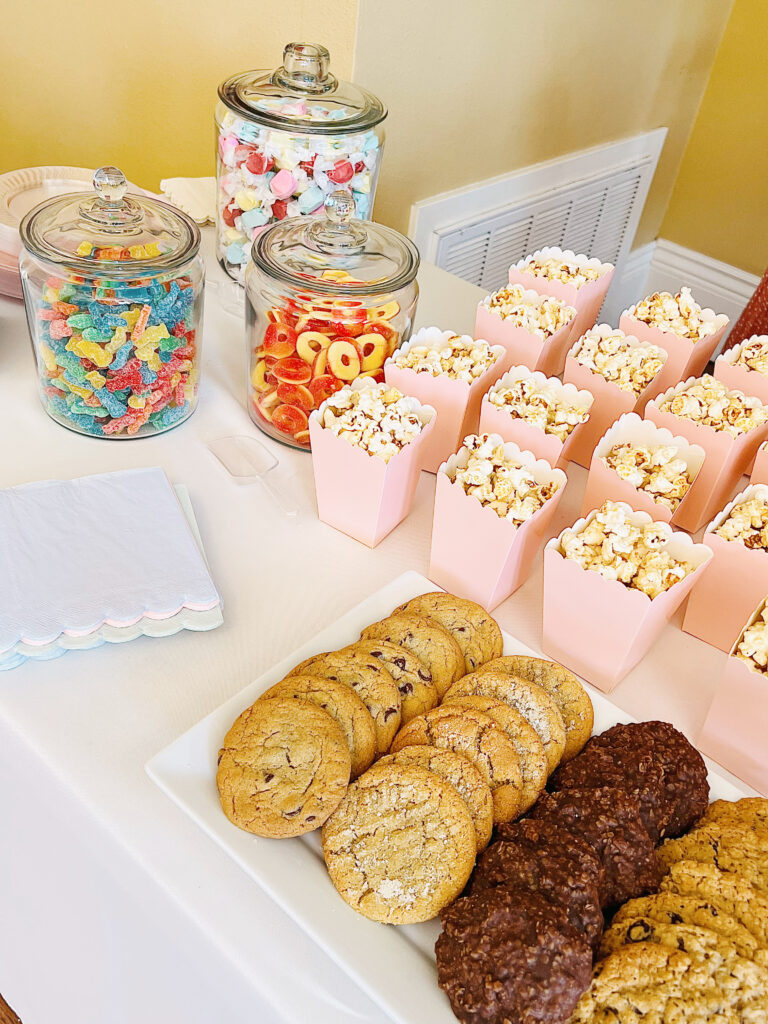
[216,42,386,283]
[19,167,204,438]
[245,191,419,450]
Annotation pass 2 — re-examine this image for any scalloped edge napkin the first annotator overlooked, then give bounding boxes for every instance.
[0,468,222,667]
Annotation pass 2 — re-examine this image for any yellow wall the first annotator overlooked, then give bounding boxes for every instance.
[353,0,734,245]
[661,0,768,276]
[0,1,358,189]
[1,0,738,264]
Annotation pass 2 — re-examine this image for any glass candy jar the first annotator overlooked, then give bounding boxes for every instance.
[216,42,386,282]
[245,190,419,449]
[19,167,204,438]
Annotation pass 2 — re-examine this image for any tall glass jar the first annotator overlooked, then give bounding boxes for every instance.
[216,42,386,283]
[245,191,419,449]
[19,167,204,438]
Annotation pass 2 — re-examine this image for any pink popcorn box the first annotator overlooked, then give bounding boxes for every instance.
[619,309,729,401]
[562,327,667,469]
[543,504,711,691]
[308,381,437,549]
[508,247,615,339]
[475,288,577,377]
[699,599,768,796]
[714,341,768,476]
[383,327,506,474]
[478,365,594,470]
[645,379,768,533]
[581,412,705,527]
[682,484,768,653]
[751,443,768,485]
[429,438,567,611]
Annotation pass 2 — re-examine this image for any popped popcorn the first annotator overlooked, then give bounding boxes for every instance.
[320,384,425,461]
[658,375,768,437]
[735,602,768,673]
[518,253,607,289]
[558,500,694,598]
[393,335,497,382]
[733,335,768,376]
[488,375,590,441]
[714,495,768,550]
[602,442,694,511]
[627,288,720,342]
[570,328,666,394]
[447,433,559,522]
[482,285,576,339]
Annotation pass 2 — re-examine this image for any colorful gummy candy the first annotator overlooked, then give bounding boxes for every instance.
[249,270,401,448]
[216,99,381,281]
[35,268,200,438]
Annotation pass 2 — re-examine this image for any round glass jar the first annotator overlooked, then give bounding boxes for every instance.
[216,42,386,283]
[245,190,419,449]
[19,167,204,439]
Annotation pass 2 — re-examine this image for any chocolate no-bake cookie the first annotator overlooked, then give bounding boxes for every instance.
[436,887,592,1024]
[471,819,604,949]
[530,785,661,907]
[551,722,708,841]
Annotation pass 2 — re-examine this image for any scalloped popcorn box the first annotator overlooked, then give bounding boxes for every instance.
[308,380,437,548]
[383,327,506,474]
[542,503,712,691]
[475,285,577,377]
[714,338,768,476]
[619,305,729,400]
[478,365,594,470]
[581,413,705,527]
[562,325,667,468]
[682,484,768,653]
[752,442,768,485]
[508,247,615,338]
[699,598,768,795]
[429,438,567,611]
[644,379,768,533]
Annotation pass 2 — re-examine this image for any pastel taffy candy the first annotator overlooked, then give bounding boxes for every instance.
[34,251,201,438]
[215,98,382,282]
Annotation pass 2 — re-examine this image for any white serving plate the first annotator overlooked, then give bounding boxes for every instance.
[146,570,750,1024]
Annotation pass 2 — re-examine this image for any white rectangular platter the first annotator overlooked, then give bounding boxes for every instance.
[146,570,750,1024]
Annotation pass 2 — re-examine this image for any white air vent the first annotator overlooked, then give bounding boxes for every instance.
[409,130,666,293]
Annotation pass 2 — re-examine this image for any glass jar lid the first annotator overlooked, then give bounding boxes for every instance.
[19,166,201,277]
[218,42,386,135]
[252,190,419,296]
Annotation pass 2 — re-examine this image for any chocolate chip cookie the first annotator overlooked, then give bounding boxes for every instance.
[260,675,376,778]
[361,613,464,697]
[217,697,351,838]
[392,592,503,673]
[390,704,524,823]
[441,693,547,812]
[342,639,438,725]
[443,670,566,774]
[321,762,476,924]
[478,655,593,761]
[377,744,494,852]
[287,649,402,755]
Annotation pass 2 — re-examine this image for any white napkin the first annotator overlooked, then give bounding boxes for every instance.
[160,177,216,225]
[0,468,221,652]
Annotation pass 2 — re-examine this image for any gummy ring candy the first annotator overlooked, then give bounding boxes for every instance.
[272,356,313,385]
[263,322,297,358]
[272,403,309,436]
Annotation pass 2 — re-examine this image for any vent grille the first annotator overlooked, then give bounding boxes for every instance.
[435,164,645,291]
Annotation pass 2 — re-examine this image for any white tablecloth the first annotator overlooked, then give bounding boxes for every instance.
[0,232,751,1024]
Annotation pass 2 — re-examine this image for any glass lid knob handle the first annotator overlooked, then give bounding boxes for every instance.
[93,166,128,207]
[324,190,355,226]
[274,42,337,93]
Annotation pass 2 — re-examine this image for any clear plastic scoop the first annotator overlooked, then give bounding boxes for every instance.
[207,435,299,517]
